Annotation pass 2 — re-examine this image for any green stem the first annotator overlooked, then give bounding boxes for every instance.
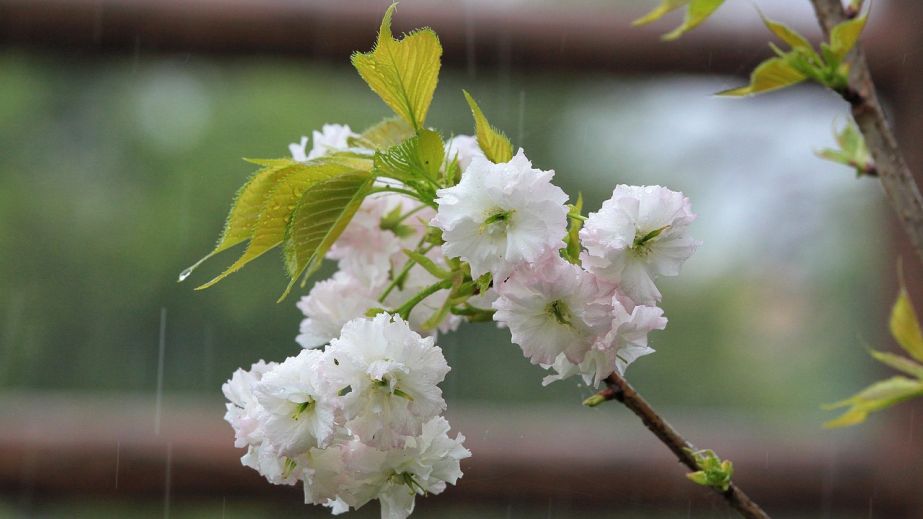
[394,279,453,320]
[378,244,435,303]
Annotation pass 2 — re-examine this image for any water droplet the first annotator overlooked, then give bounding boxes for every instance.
[177,266,194,282]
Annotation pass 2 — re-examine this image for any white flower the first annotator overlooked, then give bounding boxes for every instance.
[444,134,484,172]
[326,314,450,447]
[289,123,355,162]
[254,349,338,455]
[222,360,275,449]
[302,445,352,510]
[433,149,569,280]
[339,417,470,519]
[493,253,611,365]
[542,295,667,387]
[296,272,381,348]
[241,442,303,486]
[580,185,699,305]
[327,194,432,285]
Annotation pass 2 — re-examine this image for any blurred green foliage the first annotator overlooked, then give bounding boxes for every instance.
[0,51,884,419]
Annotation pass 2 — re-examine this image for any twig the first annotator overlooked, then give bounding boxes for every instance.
[811,0,923,265]
[588,372,771,519]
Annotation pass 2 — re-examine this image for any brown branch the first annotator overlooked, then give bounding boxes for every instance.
[588,373,771,519]
[811,0,923,265]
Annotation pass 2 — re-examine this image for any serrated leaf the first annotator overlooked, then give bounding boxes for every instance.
[351,3,442,131]
[179,159,299,282]
[717,57,806,96]
[374,129,445,182]
[890,284,923,362]
[280,173,373,300]
[350,117,415,150]
[823,376,923,428]
[196,158,370,290]
[462,90,513,164]
[662,0,726,41]
[632,0,689,27]
[869,350,923,380]
[760,13,812,51]
[830,14,867,60]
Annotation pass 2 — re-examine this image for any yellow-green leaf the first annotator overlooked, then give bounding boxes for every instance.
[374,129,445,182]
[869,350,923,380]
[890,284,923,362]
[823,376,923,428]
[830,14,867,60]
[760,13,812,51]
[717,57,806,96]
[350,116,415,150]
[662,0,726,41]
[196,158,370,290]
[178,159,298,282]
[632,0,689,27]
[462,90,513,164]
[280,173,373,300]
[351,4,442,131]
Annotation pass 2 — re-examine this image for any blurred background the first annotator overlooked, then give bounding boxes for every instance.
[2,0,923,517]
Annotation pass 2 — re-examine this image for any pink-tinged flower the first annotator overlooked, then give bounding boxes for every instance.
[326,314,450,447]
[580,185,699,305]
[542,295,667,387]
[492,253,611,365]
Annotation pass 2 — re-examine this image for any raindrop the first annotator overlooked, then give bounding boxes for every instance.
[155,307,167,435]
[177,266,194,282]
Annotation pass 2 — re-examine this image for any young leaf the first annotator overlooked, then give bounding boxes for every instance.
[281,173,374,300]
[869,350,923,380]
[829,14,868,61]
[760,13,812,51]
[816,119,874,176]
[462,90,513,164]
[562,193,584,264]
[717,57,806,96]
[684,448,733,492]
[351,3,442,131]
[374,129,445,182]
[662,0,726,41]
[179,159,298,282]
[890,284,923,362]
[350,116,415,150]
[632,0,688,27]
[823,376,923,428]
[196,158,371,290]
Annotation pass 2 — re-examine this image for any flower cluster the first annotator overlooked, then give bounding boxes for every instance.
[202,9,703,517]
[222,120,697,518]
[223,313,469,518]
[432,149,699,386]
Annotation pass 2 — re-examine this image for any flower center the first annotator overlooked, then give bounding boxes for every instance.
[373,376,414,401]
[480,208,515,233]
[632,225,670,256]
[391,471,426,495]
[290,398,315,420]
[546,299,573,327]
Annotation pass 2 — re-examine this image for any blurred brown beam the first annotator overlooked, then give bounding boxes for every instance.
[0,393,914,516]
[0,0,910,86]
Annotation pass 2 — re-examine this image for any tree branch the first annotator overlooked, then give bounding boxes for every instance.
[590,372,771,519]
[811,0,923,265]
